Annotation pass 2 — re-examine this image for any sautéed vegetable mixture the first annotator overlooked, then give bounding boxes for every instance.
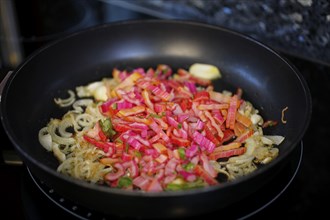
[38,64,284,192]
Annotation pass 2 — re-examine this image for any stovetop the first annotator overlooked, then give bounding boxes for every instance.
[20,143,302,220]
[1,53,330,219]
[1,1,329,218]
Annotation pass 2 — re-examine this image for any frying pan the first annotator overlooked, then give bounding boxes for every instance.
[0,20,311,218]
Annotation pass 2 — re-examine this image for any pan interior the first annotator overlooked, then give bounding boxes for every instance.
[2,21,311,188]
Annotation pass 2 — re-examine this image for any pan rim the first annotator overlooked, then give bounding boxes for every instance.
[1,19,312,197]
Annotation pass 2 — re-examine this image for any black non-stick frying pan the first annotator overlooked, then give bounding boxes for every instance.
[0,20,311,218]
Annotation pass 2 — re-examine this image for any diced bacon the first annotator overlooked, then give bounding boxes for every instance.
[74,65,275,192]
[132,68,146,75]
[166,115,179,128]
[204,111,224,139]
[177,114,190,123]
[182,121,189,131]
[129,122,149,132]
[126,136,143,150]
[105,163,124,181]
[194,165,218,185]
[116,106,145,117]
[226,95,239,129]
[149,85,172,101]
[155,154,168,164]
[236,112,252,127]
[100,157,121,166]
[122,160,139,178]
[185,144,199,158]
[144,149,160,158]
[193,91,210,102]
[133,176,150,190]
[192,131,215,153]
[191,155,200,165]
[154,118,168,130]
[149,134,161,143]
[122,152,133,161]
[184,81,197,94]
[209,91,231,103]
[195,119,204,130]
[235,129,254,143]
[178,128,188,139]
[197,103,229,110]
[176,87,193,98]
[204,124,220,146]
[234,121,246,137]
[150,143,166,155]
[116,100,134,110]
[164,174,176,185]
[209,147,246,160]
[159,130,170,142]
[100,98,118,113]
[156,64,172,79]
[172,103,184,115]
[179,171,197,182]
[165,158,178,176]
[142,90,154,111]
[142,155,153,162]
[189,75,212,86]
[200,153,217,178]
[142,160,157,174]
[113,72,143,91]
[155,168,165,180]
[130,160,139,178]
[132,133,150,146]
[171,136,191,147]
[116,89,142,106]
[212,109,225,125]
[219,129,235,145]
[172,149,181,160]
[214,142,242,152]
[122,116,153,125]
[154,103,166,113]
[149,120,162,133]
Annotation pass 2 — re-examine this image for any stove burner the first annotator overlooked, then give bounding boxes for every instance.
[21,142,303,220]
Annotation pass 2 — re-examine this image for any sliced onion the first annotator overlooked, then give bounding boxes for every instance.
[79,81,108,101]
[261,157,272,164]
[250,114,262,125]
[72,99,93,113]
[52,143,66,162]
[54,90,75,107]
[75,113,94,128]
[93,85,108,101]
[58,118,74,138]
[76,86,90,97]
[48,119,75,145]
[38,127,52,151]
[263,135,285,145]
[86,81,103,93]
[228,154,254,163]
[86,104,104,121]
[261,136,274,145]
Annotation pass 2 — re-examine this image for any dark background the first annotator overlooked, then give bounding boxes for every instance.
[1,0,329,219]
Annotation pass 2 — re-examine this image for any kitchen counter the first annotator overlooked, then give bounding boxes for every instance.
[106,0,330,66]
[0,53,329,219]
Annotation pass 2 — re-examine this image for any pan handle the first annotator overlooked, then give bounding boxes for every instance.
[1,150,23,166]
[0,70,23,166]
[0,70,13,101]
